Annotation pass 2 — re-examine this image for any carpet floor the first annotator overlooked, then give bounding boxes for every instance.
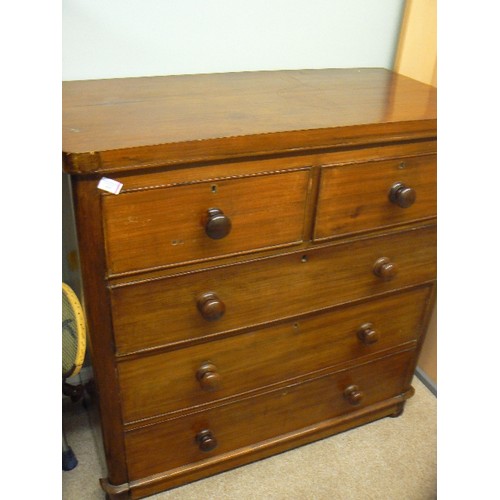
[62,376,436,500]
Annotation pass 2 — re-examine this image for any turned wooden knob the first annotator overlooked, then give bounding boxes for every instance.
[196,429,218,452]
[205,208,232,239]
[197,292,225,321]
[344,385,364,405]
[389,182,416,208]
[196,362,221,392]
[357,323,379,345]
[373,257,398,280]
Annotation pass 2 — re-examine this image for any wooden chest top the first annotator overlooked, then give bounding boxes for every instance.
[62,68,436,174]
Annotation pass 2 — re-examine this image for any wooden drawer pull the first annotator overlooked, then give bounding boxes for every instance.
[343,385,364,405]
[196,362,221,392]
[357,322,379,345]
[197,292,226,321]
[389,182,416,208]
[205,208,232,240]
[196,429,218,452]
[373,257,398,280]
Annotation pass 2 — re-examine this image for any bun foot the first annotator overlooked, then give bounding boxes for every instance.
[389,402,406,418]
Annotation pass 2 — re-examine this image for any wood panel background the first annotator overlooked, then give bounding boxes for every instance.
[394,0,437,387]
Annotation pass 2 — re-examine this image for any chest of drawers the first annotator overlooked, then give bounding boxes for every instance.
[63,68,437,499]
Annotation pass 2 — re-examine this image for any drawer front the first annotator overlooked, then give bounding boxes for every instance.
[124,350,414,480]
[111,225,436,354]
[103,169,310,275]
[118,287,430,423]
[314,155,436,240]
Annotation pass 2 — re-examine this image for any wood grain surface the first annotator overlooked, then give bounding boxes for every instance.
[314,154,437,239]
[62,69,436,174]
[103,169,310,275]
[118,287,430,423]
[110,225,436,354]
[124,350,414,481]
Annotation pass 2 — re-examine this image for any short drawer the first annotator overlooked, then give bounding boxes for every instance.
[118,287,430,423]
[102,169,310,275]
[110,225,436,354]
[314,154,436,240]
[124,349,414,480]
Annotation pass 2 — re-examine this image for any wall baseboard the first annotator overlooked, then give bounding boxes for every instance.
[415,367,437,396]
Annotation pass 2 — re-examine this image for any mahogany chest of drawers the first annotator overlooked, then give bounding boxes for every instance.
[62,68,437,499]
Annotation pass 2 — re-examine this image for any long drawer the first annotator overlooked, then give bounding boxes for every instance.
[314,154,436,240]
[124,349,414,480]
[118,287,430,423]
[102,169,310,275]
[110,225,436,354]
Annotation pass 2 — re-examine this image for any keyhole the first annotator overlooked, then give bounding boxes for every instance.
[211,184,218,194]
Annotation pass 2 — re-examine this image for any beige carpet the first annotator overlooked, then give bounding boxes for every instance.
[62,376,436,500]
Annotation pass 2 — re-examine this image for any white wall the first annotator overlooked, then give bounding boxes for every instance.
[63,0,405,81]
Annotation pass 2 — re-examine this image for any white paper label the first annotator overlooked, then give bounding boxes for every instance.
[97,177,123,195]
